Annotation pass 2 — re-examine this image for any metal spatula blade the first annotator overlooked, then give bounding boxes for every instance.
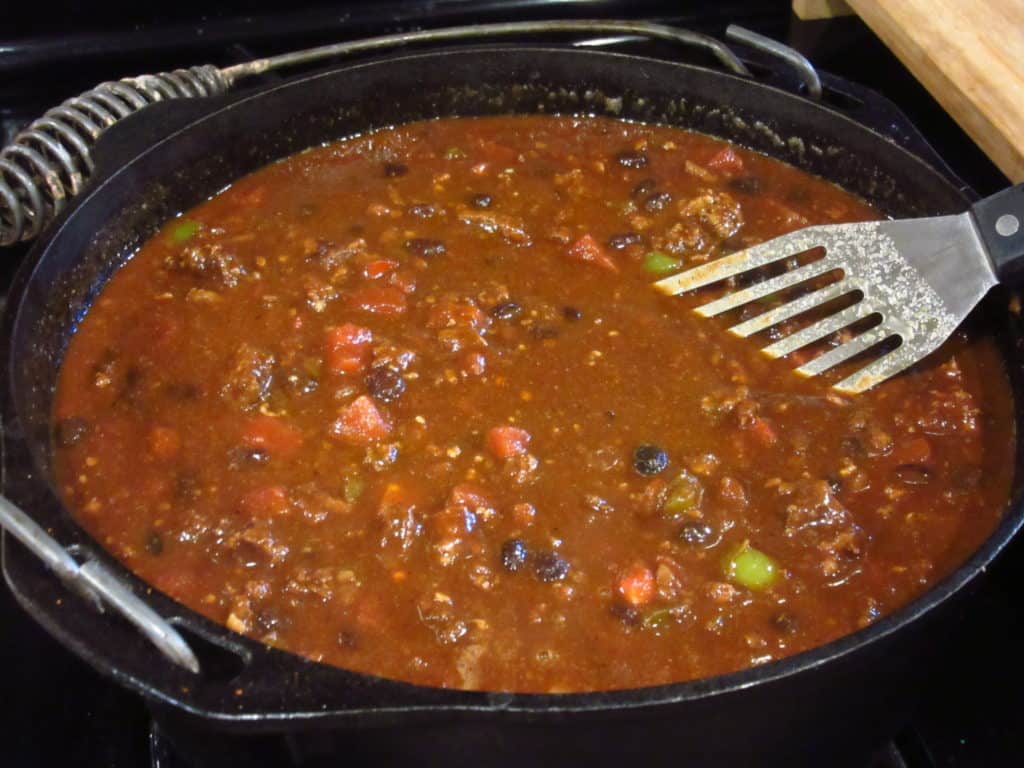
[654,184,1024,394]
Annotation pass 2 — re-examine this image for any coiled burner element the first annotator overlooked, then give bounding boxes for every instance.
[0,66,227,246]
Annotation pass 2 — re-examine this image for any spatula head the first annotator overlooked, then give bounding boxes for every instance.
[654,214,997,393]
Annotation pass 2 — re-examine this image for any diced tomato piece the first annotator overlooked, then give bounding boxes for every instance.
[241,415,304,457]
[566,234,618,272]
[705,146,745,176]
[746,417,778,447]
[325,323,373,374]
[363,259,398,279]
[330,395,391,445]
[617,564,656,606]
[485,425,531,459]
[146,426,181,460]
[240,485,290,517]
[890,436,933,466]
[349,285,407,315]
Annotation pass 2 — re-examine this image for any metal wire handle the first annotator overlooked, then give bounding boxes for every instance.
[0,66,227,246]
[0,19,753,247]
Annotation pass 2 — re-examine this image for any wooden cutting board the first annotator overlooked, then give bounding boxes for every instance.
[845,0,1024,183]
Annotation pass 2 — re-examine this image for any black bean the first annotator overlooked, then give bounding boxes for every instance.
[404,238,447,257]
[408,203,436,218]
[728,176,763,195]
[610,602,641,627]
[366,367,406,403]
[771,611,799,635]
[642,191,673,214]
[533,551,571,582]
[144,530,164,556]
[678,521,714,546]
[490,301,522,320]
[562,306,583,321]
[616,150,649,169]
[530,326,560,341]
[894,464,932,486]
[227,445,270,470]
[826,475,844,495]
[633,444,669,476]
[383,162,408,177]
[55,417,89,448]
[501,539,529,573]
[631,178,658,198]
[607,232,643,250]
[469,193,493,209]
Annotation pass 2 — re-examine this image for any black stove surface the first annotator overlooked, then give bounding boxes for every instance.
[2,2,1021,766]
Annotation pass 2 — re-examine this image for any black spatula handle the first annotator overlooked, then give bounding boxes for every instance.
[972,183,1024,281]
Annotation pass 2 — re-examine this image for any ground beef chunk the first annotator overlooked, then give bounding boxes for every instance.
[228,520,290,566]
[220,344,275,409]
[679,189,744,239]
[455,206,532,245]
[782,479,867,582]
[914,359,981,436]
[652,219,707,257]
[165,244,247,288]
[426,294,491,352]
[307,238,365,271]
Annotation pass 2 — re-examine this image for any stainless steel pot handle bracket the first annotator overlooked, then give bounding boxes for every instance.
[0,494,200,673]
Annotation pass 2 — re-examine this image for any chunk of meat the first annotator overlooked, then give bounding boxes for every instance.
[164,244,247,287]
[348,285,407,316]
[486,426,531,459]
[325,324,373,374]
[456,206,532,244]
[330,395,392,445]
[221,343,275,409]
[427,295,490,352]
[652,220,706,256]
[227,519,290,565]
[566,234,618,272]
[782,480,867,581]
[307,238,364,271]
[679,189,744,239]
[913,359,980,436]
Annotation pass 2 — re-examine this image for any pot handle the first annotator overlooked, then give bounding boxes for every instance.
[0,494,200,674]
[0,19,753,248]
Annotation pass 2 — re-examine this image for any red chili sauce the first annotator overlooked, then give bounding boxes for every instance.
[52,116,1014,692]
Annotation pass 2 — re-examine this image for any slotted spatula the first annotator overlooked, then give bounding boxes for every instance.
[654,185,1024,394]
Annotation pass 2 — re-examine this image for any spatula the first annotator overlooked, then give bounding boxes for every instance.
[653,185,1024,394]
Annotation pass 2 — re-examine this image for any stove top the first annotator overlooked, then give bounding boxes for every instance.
[2,2,1021,766]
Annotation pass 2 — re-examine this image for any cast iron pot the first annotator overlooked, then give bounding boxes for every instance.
[2,45,1021,767]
